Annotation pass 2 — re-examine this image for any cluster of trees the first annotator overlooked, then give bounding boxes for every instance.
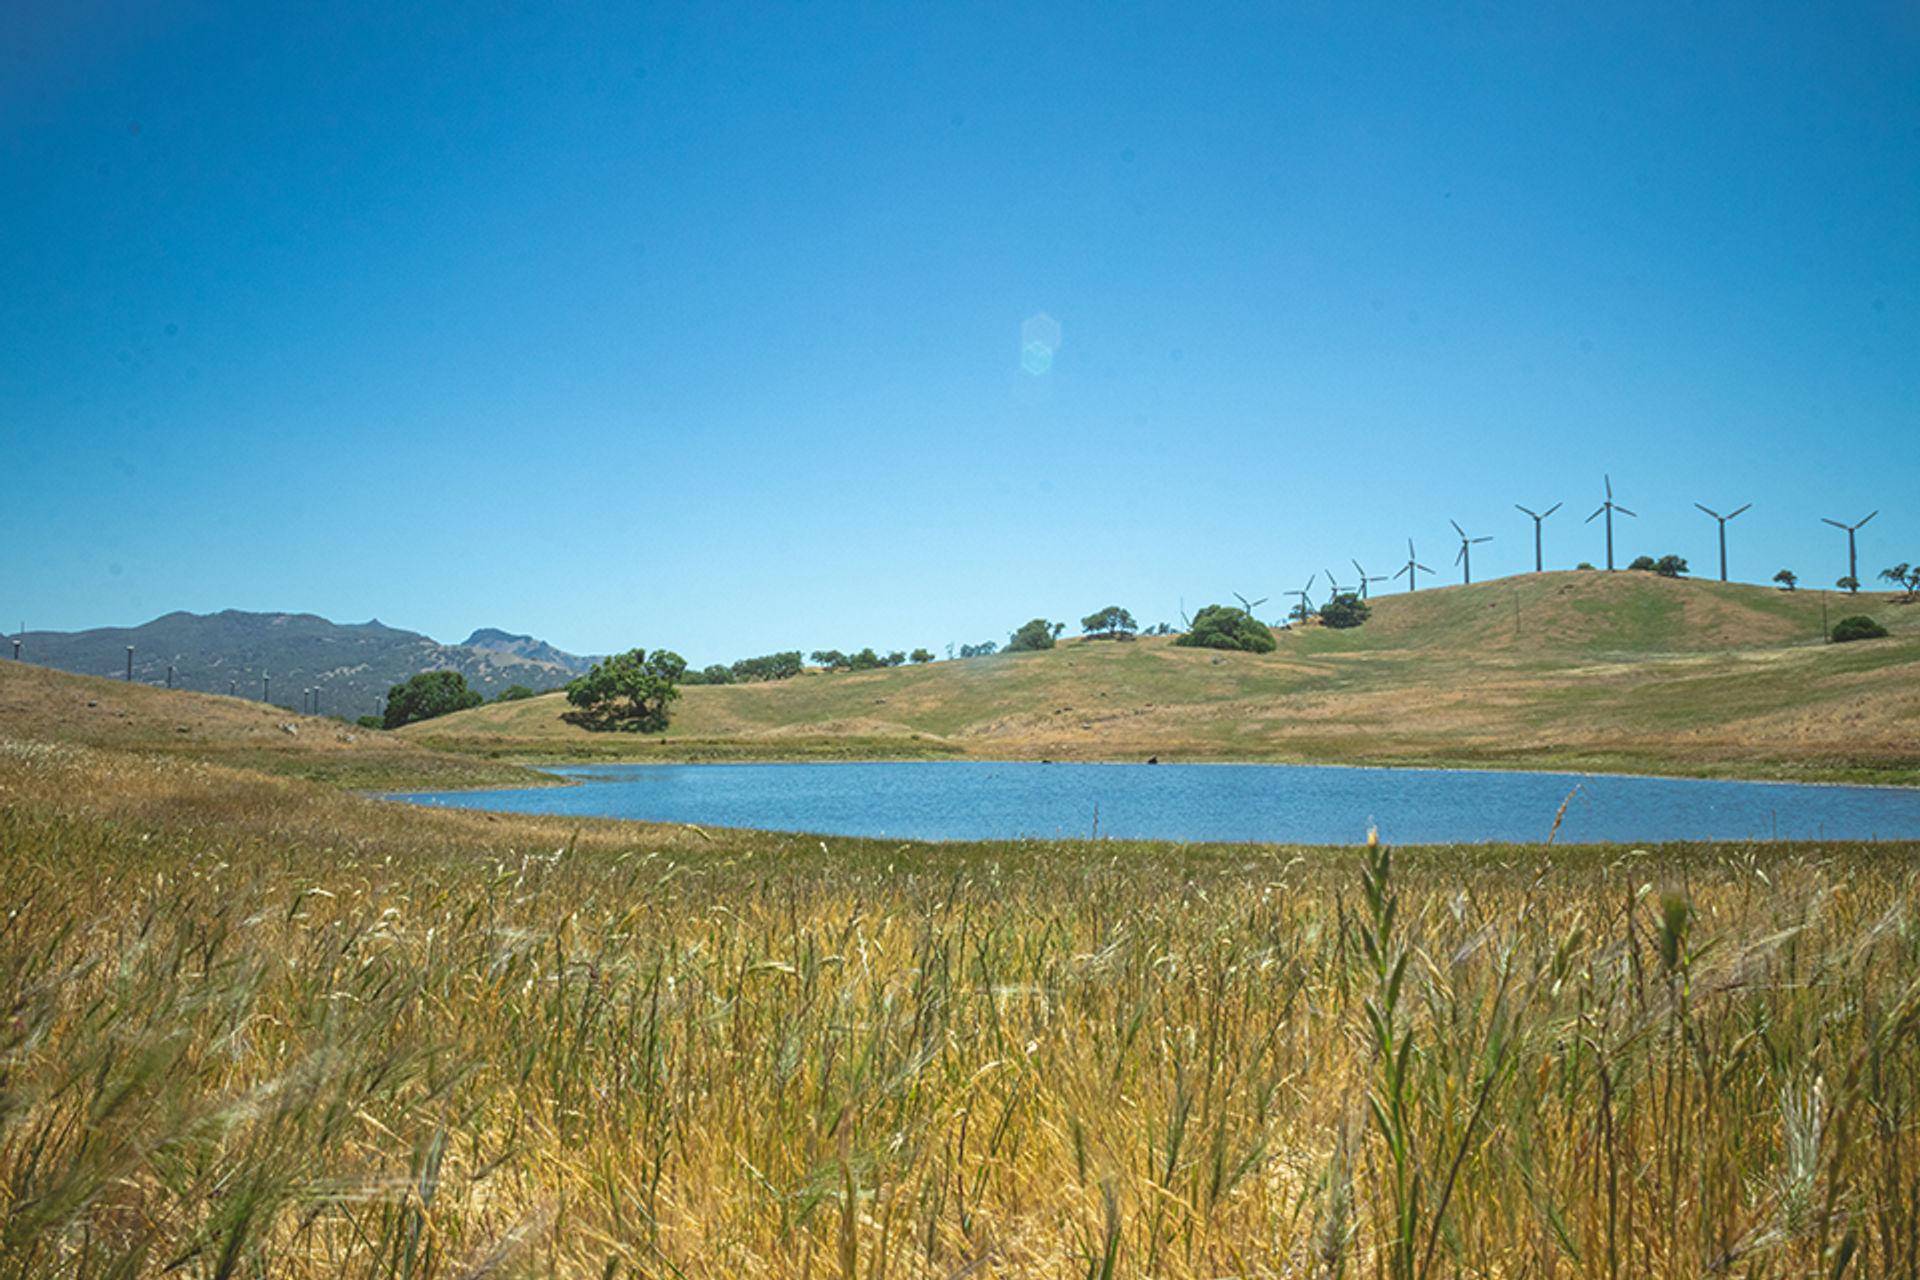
[382,670,484,729]
[957,641,998,658]
[809,648,933,671]
[1774,562,1915,596]
[564,648,685,731]
[1628,554,1689,577]
[683,650,805,685]
[1080,606,1136,640]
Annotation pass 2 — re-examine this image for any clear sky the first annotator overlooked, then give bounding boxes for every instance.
[5,2,1916,665]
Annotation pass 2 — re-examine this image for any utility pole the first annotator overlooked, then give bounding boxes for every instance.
[166,665,173,689]
[126,645,134,681]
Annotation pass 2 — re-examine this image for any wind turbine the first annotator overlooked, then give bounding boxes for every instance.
[1351,559,1389,600]
[1585,474,1636,571]
[1514,501,1562,573]
[1322,569,1350,603]
[1285,575,1316,622]
[1693,501,1752,582]
[1393,540,1434,593]
[1232,591,1270,621]
[1451,520,1492,585]
[1820,510,1878,586]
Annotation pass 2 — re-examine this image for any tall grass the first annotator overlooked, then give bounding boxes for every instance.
[4,739,1920,1275]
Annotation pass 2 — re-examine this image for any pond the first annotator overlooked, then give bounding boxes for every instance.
[391,761,1920,845]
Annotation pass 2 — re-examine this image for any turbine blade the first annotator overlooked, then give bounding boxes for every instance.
[1455,545,1466,565]
[1605,474,1613,499]
[1861,510,1879,527]
[1586,507,1604,522]
[1451,519,1466,538]
[1728,503,1751,519]
[1821,517,1847,530]
[1473,537,1492,544]
[1542,502,1561,518]
[1616,505,1637,518]
[1516,503,1535,517]
[1353,558,1366,576]
[1417,562,1433,573]
[1695,502,1717,518]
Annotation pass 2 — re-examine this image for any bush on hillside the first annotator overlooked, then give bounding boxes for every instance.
[1174,604,1277,653]
[1319,592,1371,629]
[1006,619,1064,652]
[493,684,536,702]
[1654,555,1688,578]
[383,671,484,730]
[1830,615,1889,643]
[1774,569,1798,591]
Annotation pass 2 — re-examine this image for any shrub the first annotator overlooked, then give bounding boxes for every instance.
[1831,615,1889,643]
[1319,592,1371,629]
[1006,619,1062,652]
[1173,604,1277,653]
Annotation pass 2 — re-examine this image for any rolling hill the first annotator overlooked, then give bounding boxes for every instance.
[404,572,1920,784]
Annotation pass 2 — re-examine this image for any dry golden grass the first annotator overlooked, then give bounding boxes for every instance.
[6,699,1920,1275]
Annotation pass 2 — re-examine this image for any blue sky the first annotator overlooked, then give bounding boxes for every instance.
[5,2,1916,664]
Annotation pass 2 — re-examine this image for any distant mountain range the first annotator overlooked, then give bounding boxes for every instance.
[462,628,600,674]
[10,611,593,720]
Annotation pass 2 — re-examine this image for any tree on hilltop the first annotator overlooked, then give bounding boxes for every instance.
[1774,569,1797,591]
[1880,563,1919,603]
[1006,619,1063,652]
[1081,605,1138,640]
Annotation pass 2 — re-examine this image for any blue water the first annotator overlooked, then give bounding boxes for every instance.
[391,761,1920,845]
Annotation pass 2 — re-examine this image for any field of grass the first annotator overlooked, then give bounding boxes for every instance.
[408,573,1920,785]
[6,680,1920,1275]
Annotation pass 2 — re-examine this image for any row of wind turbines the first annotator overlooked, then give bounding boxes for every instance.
[1272,475,1884,617]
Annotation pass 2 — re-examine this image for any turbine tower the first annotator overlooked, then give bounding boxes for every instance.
[1351,559,1389,600]
[1820,510,1878,585]
[1514,501,1561,573]
[1693,501,1751,582]
[1284,575,1316,622]
[1451,520,1492,585]
[1585,474,1636,571]
[1393,540,1434,593]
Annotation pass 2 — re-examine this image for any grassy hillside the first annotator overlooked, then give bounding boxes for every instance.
[0,660,552,790]
[6,677,1920,1274]
[407,572,1920,783]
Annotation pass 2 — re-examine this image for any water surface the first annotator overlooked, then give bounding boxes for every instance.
[393,761,1920,845]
